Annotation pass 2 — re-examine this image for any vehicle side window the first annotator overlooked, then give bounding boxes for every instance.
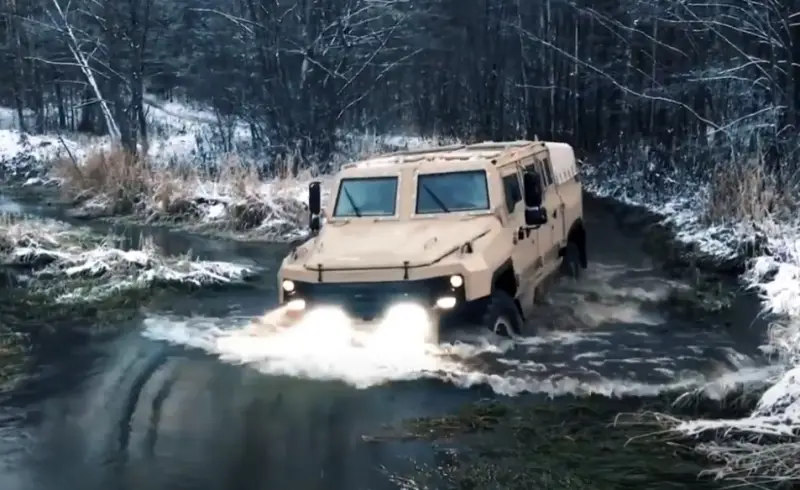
[528,160,542,188]
[542,157,555,185]
[502,174,522,213]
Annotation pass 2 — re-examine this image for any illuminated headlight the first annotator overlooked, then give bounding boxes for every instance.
[435,296,457,309]
[373,302,436,346]
[302,306,350,328]
[384,302,429,324]
[282,279,296,292]
[449,274,464,288]
[287,298,306,311]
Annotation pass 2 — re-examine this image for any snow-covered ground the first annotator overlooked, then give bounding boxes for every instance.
[583,161,800,483]
[0,213,258,303]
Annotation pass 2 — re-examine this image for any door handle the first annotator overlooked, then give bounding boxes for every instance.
[552,209,557,218]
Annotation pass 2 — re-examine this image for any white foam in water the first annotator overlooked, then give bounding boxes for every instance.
[143,305,504,389]
[141,304,771,397]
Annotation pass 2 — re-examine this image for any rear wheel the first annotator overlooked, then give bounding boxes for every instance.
[481,290,523,339]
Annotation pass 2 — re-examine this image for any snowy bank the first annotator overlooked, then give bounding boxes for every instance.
[0,213,259,303]
[0,96,456,242]
[583,160,800,483]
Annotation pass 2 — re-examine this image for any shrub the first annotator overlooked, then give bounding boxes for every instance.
[705,156,790,225]
[53,147,152,213]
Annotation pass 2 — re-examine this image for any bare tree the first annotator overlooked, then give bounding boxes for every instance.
[48,0,120,141]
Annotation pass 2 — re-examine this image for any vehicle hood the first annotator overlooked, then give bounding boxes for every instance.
[299,218,494,270]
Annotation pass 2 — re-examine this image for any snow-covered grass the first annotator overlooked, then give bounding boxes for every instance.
[583,151,800,485]
[50,134,453,241]
[50,147,320,241]
[0,213,259,303]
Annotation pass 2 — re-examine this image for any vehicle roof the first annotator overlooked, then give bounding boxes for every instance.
[339,140,561,177]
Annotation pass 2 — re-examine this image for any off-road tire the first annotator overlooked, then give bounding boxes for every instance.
[481,290,523,338]
[560,241,582,279]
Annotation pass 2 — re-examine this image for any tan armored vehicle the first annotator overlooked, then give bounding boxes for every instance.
[277,140,586,338]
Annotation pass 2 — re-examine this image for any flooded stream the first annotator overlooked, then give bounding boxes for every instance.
[0,191,772,490]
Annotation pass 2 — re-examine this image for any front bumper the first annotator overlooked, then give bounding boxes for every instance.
[280,277,466,321]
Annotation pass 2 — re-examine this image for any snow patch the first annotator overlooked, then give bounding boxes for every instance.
[0,214,258,302]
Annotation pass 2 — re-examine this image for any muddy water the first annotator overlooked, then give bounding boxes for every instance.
[0,192,773,490]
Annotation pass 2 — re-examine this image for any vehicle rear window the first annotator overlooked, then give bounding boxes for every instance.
[416,170,489,214]
[333,177,398,217]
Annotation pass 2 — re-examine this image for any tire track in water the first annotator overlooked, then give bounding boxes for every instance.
[144,367,180,457]
[115,351,170,461]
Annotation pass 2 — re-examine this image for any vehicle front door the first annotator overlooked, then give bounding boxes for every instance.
[502,165,538,318]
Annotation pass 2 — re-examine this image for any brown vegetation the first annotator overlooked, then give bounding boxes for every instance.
[705,157,791,225]
[51,148,311,234]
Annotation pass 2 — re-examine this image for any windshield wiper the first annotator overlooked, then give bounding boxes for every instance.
[421,184,450,213]
[342,187,362,217]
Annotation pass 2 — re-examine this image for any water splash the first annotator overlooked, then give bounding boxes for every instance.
[142,304,771,398]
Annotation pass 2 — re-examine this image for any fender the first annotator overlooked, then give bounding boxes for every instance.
[491,259,517,290]
[565,219,587,268]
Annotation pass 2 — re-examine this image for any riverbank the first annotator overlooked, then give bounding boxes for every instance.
[582,160,800,485]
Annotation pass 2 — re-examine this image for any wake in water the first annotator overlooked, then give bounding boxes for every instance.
[140,260,777,397]
[142,302,774,397]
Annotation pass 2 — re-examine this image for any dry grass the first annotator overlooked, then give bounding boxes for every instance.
[705,157,791,225]
[50,147,317,235]
[53,148,152,213]
[55,147,267,199]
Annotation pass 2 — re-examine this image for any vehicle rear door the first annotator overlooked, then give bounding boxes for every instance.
[502,164,538,314]
[553,158,582,238]
[533,157,563,271]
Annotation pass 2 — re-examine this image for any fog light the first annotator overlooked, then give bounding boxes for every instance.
[449,275,463,288]
[287,298,306,311]
[282,279,295,292]
[435,296,457,309]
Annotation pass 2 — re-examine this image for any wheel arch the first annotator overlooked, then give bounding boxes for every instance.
[490,259,524,317]
[566,219,587,268]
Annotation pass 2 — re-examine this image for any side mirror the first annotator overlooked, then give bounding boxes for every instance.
[309,181,321,232]
[522,172,543,207]
[525,207,548,226]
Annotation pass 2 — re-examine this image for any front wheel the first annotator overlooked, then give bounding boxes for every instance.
[481,290,523,339]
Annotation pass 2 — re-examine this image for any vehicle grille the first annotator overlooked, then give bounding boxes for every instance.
[297,279,443,320]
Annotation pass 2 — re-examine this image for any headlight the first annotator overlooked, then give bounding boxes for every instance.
[449,274,463,288]
[282,279,295,292]
[384,302,430,325]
